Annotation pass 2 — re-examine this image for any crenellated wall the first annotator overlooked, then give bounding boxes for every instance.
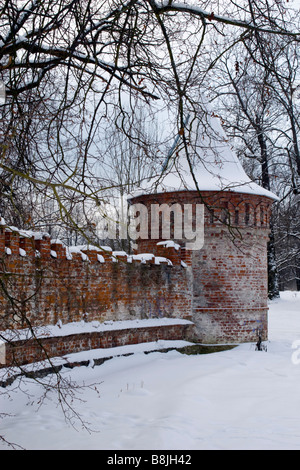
[0,188,274,369]
[130,190,273,344]
[0,224,192,331]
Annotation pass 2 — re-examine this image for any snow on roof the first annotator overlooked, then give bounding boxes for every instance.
[129,102,278,201]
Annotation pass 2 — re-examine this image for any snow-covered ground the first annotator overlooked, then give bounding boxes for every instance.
[1,291,300,450]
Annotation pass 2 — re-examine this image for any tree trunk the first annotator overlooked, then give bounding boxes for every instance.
[257,122,280,299]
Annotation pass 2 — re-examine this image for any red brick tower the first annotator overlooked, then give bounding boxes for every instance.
[129,105,278,344]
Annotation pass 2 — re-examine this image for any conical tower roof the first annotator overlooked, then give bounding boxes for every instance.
[130,103,278,201]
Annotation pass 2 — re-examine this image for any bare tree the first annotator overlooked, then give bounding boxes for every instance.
[208,49,283,297]
[206,1,300,294]
[0,0,299,445]
[1,1,298,209]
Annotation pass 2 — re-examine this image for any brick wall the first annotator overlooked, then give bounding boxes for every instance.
[130,190,273,344]
[0,188,274,368]
[4,321,193,368]
[0,229,192,332]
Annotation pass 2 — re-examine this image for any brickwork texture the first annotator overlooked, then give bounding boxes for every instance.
[0,189,273,367]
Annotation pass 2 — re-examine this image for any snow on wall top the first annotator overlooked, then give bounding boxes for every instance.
[1,318,193,342]
[0,218,179,266]
[130,103,278,201]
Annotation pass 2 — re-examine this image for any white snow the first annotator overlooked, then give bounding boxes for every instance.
[154,256,172,265]
[126,253,172,265]
[97,254,105,263]
[66,246,87,260]
[127,253,154,263]
[111,251,127,262]
[19,248,26,257]
[0,317,193,342]
[157,240,180,250]
[0,341,5,365]
[66,245,114,261]
[130,102,279,201]
[50,239,64,245]
[112,251,127,257]
[1,291,300,450]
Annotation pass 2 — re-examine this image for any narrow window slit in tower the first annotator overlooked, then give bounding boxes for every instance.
[235,209,239,225]
[260,207,264,226]
[245,203,250,225]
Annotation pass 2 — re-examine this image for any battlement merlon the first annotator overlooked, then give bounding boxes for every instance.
[0,222,187,267]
